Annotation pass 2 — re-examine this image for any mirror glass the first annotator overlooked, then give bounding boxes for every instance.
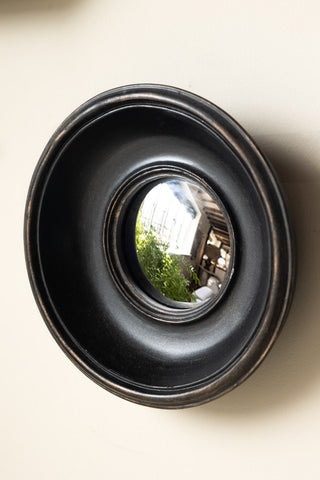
[135,179,233,305]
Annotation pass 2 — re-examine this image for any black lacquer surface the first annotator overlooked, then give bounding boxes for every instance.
[25,85,295,408]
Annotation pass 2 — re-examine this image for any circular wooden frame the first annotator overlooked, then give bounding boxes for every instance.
[24,84,295,408]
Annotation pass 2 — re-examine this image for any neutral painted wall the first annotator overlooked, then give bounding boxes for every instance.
[1,1,319,478]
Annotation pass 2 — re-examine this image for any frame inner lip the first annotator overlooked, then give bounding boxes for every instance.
[103,165,236,324]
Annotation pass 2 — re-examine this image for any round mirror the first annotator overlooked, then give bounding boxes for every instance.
[25,84,295,408]
[135,179,234,306]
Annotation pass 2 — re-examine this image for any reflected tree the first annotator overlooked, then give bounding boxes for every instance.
[135,214,199,302]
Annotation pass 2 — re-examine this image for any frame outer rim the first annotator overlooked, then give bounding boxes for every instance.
[24,84,296,408]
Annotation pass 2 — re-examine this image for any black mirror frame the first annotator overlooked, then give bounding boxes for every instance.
[24,84,295,408]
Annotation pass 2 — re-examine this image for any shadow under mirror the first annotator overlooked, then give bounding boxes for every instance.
[135,179,234,306]
[186,137,320,416]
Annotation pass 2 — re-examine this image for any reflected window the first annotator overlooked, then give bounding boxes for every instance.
[139,182,200,256]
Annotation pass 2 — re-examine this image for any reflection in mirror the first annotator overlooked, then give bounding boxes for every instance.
[135,179,233,305]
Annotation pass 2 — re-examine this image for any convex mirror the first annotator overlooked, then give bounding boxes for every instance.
[25,84,295,408]
[135,179,233,305]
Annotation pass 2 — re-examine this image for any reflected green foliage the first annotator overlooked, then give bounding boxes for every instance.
[135,214,200,302]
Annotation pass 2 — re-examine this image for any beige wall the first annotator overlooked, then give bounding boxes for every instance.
[1,1,320,478]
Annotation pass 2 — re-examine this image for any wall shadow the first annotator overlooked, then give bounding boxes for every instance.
[191,132,320,419]
[0,0,86,15]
